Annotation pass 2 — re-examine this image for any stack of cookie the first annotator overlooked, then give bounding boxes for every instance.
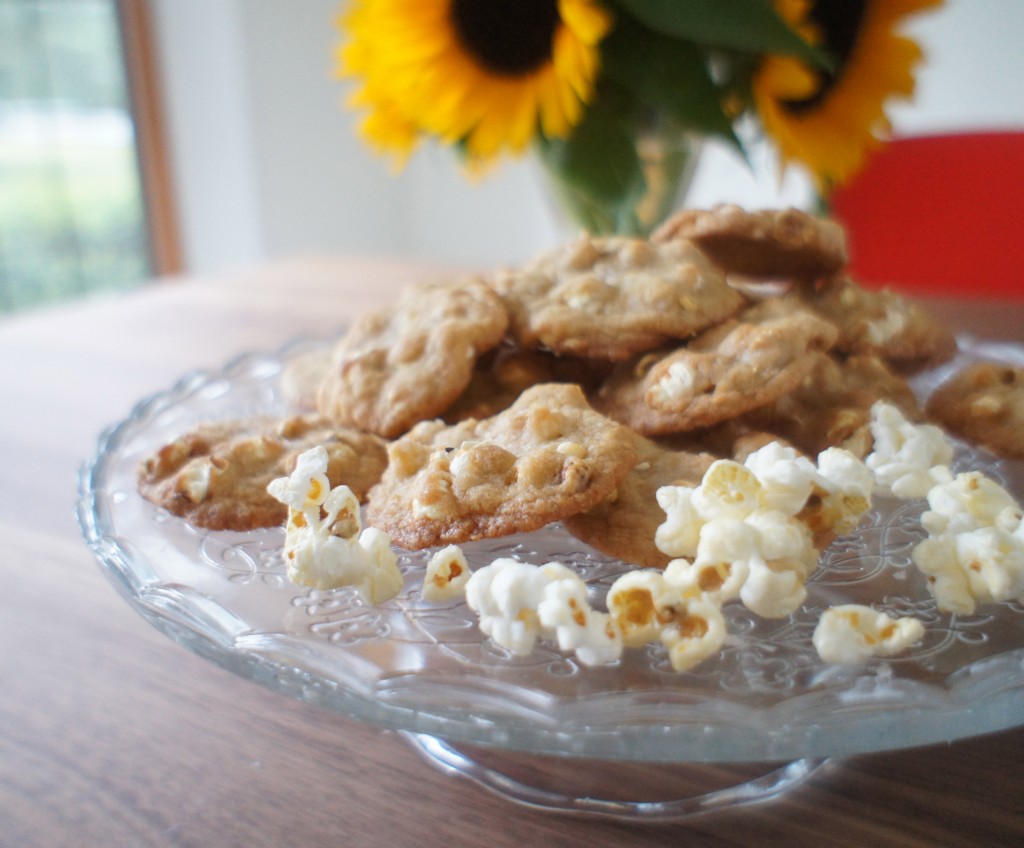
[141,205,1020,570]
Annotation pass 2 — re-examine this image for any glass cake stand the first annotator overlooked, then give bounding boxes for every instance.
[77,336,1024,822]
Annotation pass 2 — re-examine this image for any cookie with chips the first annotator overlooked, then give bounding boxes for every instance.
[926,361,1024,460]
[741,352,921,459]
[364,383,638,549]
[594,299,839,436]
[653,205,848,282]
[317,277,509,438]
[138,415,388,531]
[792,276,957,371]
[490,234,745,361]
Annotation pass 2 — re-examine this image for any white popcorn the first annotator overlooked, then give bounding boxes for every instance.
[744,510,818,578]
[685,516,756,603]
[740,556,807,619]
[356,527,405,604]
[664,556,747,606]
[660,598,727,672]
[911,538,976,615]
[865,401,953,498]
[655,452,829,620]
[800,447,875,538]
[921,471,1023,537]
[268,447,403,603]
[606,569,683,647]
[744,442,819,516]
[421,545,472,602]
[691,460,764,520]
[537,578,623,666]
[911,471,1024,615]
[464,559,586,656]
[605,569,727,670]
[267,445,331,511]
[812,605,925,665]
[667,508,816,619]
[654,484,702,559]
[955,527,1024,605]
[817,447,875,500]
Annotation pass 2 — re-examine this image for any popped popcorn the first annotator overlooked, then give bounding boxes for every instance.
[606,569,686,647]
[605,570,726,670]
[911,471,1024,614]
[660,598,727,672]
[421,544,472,602]
[865,401,953,498]
[920,471,1023,537]
[537,577,623,666]
[267,446,404,603]
[812,605,925,665]
[654,453,830,619]
[464,559,585,656]
[800,447,875,539]
[743,441,818,516]
[691,460,764,520]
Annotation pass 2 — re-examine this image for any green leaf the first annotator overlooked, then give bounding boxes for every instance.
[536,104,647,234]
[601,20,739,145]
[612,0,832,69]
[538,104,644,204]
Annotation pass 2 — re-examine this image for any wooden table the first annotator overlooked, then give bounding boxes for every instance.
[2,257,1022,847]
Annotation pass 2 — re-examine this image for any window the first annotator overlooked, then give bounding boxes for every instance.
[0,0,177,313]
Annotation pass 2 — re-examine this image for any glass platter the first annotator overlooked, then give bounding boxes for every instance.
[78,336,1024,771]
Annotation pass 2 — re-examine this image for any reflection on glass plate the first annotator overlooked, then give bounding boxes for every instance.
[78,337,1024,764]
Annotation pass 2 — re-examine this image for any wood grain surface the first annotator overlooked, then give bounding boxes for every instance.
[1,258,1022,848]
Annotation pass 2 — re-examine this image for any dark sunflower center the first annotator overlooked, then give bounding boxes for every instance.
[783,0,868,114]
[450,0,559,75]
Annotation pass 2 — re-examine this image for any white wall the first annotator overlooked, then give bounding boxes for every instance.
[150,0,1024,276]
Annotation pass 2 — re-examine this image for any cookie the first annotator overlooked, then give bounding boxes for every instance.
[594,299,839,436]
[489,234,745,361]
[281,346,332,410]
[742,353,921,458]
[441,345,610,424]
[363,383,638,549]
[138,415,389,530]
[793,277,957,371]
[926,361,1024,460]
[565,431,714,569]
[316,277,509,438]
[653,205,848,281]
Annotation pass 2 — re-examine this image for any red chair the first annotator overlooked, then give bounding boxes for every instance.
[828,131,1024,299]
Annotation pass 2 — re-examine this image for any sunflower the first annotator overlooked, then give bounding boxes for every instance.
[338,0,613,167]
[753,0,943,190]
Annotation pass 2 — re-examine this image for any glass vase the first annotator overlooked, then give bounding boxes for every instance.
[542,122,702,238]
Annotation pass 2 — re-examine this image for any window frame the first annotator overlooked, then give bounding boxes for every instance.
[117,0,181,276]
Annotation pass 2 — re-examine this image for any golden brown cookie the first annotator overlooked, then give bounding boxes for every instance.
[489,234,745,361]
[793,277,957,371]
[565,431,714,569]
[316,277,509,438]
[594,300,839,436]
[741,353,921,458]
[363,383,638,549]
[652,205,847,281]
[926,361,1024,460]
[441,345,610,423]
[138,415,388,531]
[281,347,332,410]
